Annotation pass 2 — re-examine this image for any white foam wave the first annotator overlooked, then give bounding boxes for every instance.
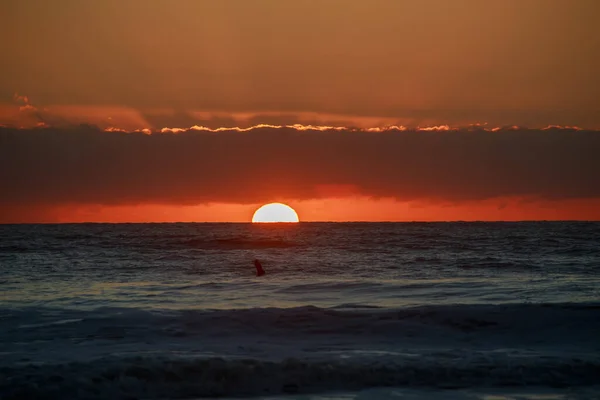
[1,354,599,399]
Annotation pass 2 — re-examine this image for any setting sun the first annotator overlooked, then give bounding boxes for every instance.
[252,203,299,223]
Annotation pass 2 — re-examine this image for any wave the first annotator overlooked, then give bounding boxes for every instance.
[0,238,300,256]
[1,354,599,399]
[2,303,599,398]
[183,237,299,249]
[5,302,599,345]
[123,236,300,250]
[0,227,303,253]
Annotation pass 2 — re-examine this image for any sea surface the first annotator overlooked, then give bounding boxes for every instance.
[1,222,599,399]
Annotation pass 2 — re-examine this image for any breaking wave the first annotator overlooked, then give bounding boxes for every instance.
[2,354,599,399]
[5,302,599,339]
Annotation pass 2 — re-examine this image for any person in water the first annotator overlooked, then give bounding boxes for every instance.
[253,259,265,276]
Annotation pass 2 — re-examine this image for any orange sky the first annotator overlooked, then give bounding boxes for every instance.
[1,1,599,222]
[3,197,598,224]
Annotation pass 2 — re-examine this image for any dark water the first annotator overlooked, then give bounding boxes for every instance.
[1,222,599,399]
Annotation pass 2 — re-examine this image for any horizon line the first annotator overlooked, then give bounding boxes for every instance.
[2,220,599,225]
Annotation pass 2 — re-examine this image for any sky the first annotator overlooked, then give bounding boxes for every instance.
[1,0,599,222]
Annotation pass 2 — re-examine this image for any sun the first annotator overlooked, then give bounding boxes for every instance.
[252,203,299,223]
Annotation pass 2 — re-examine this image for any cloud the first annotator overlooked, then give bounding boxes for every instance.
[1,125,599,211]
[13,93,30,105]
[7,104,600,131]
[3,1,600,131]
[1,99,597,132]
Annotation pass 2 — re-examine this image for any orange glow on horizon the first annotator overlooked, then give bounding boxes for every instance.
[3,197,599,224]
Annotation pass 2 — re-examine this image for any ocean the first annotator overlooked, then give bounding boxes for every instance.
[1,222,599,399]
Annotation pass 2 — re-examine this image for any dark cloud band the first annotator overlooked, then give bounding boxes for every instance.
[1,125,599,207]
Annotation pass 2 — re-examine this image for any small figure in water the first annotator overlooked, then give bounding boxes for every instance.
[253,259,265,276]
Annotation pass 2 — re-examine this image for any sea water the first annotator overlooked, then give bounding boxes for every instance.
[0,222,599,399]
